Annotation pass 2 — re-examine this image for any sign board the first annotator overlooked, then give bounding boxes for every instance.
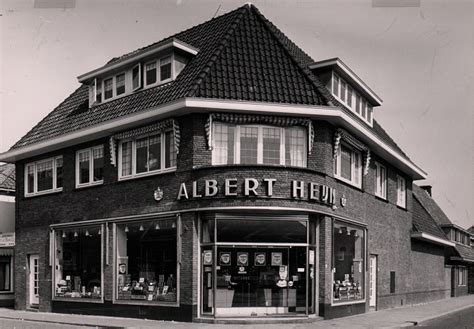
[0,233,15,247]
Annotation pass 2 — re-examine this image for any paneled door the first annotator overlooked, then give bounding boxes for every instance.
[29,255,39,306]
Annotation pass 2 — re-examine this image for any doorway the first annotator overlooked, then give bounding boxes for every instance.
[369,254,377,309]
[28,254,39,307]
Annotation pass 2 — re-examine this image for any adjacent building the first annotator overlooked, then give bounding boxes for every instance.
[0,4,468,322]
[0,163,15,307]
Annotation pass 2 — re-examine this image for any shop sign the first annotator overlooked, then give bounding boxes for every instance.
[0,233,15,247]
[176,178,339,206]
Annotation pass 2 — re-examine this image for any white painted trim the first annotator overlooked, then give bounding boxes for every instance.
[309,58,383,105]
[411,232,455,247]
[0,98,426,179]
[0,195,15,202]
[77,39,199,83]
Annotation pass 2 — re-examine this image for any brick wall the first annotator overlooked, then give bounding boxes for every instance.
[14,113,450,319]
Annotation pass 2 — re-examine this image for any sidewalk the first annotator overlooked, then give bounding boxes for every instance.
[0,295,472,329]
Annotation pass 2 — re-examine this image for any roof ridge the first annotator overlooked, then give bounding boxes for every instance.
[186,6,248,97]
[249,5,333,106]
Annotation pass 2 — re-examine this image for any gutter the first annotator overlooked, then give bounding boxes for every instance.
[0,98,427,179]
[411,232,455,247]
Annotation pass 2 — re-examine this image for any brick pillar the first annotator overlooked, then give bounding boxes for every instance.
[179,212,198,317]
[318,215,333,316]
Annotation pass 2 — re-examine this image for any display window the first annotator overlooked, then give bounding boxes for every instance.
[115,218,178,304]
[54,225,103,300]
[332,221,366,304]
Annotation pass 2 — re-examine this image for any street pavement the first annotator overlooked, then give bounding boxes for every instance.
[0,294,472,328]
[417,306,474,328]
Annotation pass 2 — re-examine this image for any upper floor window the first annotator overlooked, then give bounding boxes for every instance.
[334,143,362,188]
[104,78,113,100]
[25,156,63,197]
[132,63,141,91]
[396,174,406,208]
[76,146,104,188]
[212,123,306,167]
[145,62,157,86]
[116,73,125,96]
[160,56,172,81]
[375,162,387,199]
[118,131,176,180]
[331,72,373,126]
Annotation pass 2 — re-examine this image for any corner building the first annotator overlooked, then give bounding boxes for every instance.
[1,4,456,322]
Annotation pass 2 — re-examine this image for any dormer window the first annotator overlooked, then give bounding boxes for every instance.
[145,62,157,86]
[132,64,141,91]
[104,78,113,100]
[116,73,125,95]
[160,56,172,81]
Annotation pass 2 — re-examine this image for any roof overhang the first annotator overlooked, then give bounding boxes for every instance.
[450,256,474,264]
[309,58,383,107]
[411,232,455,247]
[77,38,199,83]
[0,98,427,179]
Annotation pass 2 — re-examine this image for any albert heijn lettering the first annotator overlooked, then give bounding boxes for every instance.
[176,178,337,206]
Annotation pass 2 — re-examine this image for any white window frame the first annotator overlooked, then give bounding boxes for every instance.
[117,131,177,181]
[75,145,105,188]
[24,156,63,197]
[334,142,362,188]
[211,123,307,167]
[159,56,173,83]
[0,255,13,293]
[458,267,467,286]
[331,72,372,126]
[396,174,407,208]
[375,162,387,199]
[144,54,176,89]
[132,63,142,91]
[115,73,126,96]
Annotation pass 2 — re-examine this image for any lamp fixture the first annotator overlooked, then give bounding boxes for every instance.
[155,223,160,230]
[347,229,351,236]
[62,231,66,238]
[124,226,129,233]
[98,229,101,235]
[74,231,78,237]
[85,230,90,237]
[171,221,176,229]
[139,225,144,232]
[338,228,343,234]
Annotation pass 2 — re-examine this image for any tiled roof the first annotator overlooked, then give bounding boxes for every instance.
[412,193,448,240]
[0,163,15,191]
[453,243,474,262]
[9,3,410,166]
[412,184,453,226]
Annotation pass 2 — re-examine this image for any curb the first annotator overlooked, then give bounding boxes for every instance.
[396,304,474,327]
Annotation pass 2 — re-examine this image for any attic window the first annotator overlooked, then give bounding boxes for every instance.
[160,56,172,81]
[116,73,125,95]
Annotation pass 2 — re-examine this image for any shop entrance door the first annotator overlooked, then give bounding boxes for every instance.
[29,254,39,306]
[214,246,307,317]
[369,255,377,309]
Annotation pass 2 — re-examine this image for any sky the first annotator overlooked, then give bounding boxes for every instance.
[0,0,472,229]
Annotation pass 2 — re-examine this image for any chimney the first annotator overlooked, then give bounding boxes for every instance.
[419,185,432,196]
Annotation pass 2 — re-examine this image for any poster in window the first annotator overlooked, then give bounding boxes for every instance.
[237,252,249,266]
[254,252,266,266]
[271,252,283,266]
[203,250,213,265]
[118,263,127,274]
[219,252,231,266]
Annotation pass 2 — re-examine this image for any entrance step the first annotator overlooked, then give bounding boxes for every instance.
[195,315,322,324]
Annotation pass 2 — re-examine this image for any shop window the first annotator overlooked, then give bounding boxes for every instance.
[54,226,103,300]
[118,131,176,180]
[76,145,104,188]
[334,143,362,188]
[333,221,365,304]
[212,122,306,167]
[375,162,387,199]
[116,219,177,303]
[25,156,63,197]
[396,175,406,208]
[0,256,12,292]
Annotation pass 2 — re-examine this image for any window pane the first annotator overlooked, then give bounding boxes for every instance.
[132,65,140,90]
[96,80,102,103]
[146,62,157,85]
[367,106,373,123]
[240,127,258,164]
[165,131,176,168]
[285,127,305,167]
[136,138,149,173]
[340,145,352,181]
[79,151,90,184]
[262,127,281,165]
[93,147,104,182]
[355,95,361,114]
[160,57,172,81]
[56,157,63,188]
[340,81,346,102]
[116,74,125,95]
[0,257,11,291]
[148,135,161,171]
[104,78,113,100]
[333,222,365,303]
[361,100,366,118]
[121,142,132,176]
[347,87,352,107]
[213,123,234,165]
[37,160,53,191]
[55,226,102,299]
[27,165,35,193]
[116,220,177,302]
[353,151,361,186]
[333,75,339,97]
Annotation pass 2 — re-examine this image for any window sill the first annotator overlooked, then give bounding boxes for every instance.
[331,299,366,307]
[112,299,179,307]
[25,188,63,198]
[396,204,407,211]
[75,181,104,190]
[52,296,104,304]
[0,291,14,294]
[334,175,362,191]
[118,167,177,182]
[374,194,388,202]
